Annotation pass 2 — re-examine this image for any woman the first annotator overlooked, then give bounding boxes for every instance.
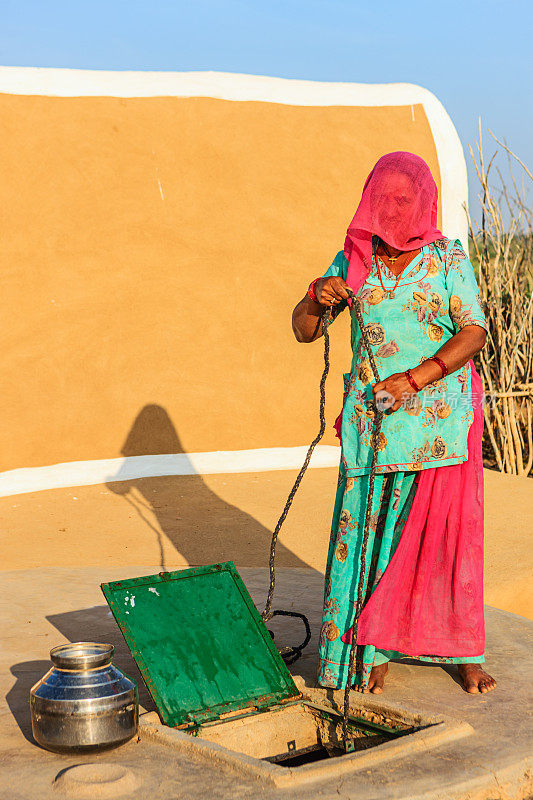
[292,152,496,695]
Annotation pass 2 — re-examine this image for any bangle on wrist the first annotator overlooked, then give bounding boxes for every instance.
[404,368,421,393]
[307,278,321,303]
[428,355,449,378]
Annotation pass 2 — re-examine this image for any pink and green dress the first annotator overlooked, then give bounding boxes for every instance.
[317,236,488,689]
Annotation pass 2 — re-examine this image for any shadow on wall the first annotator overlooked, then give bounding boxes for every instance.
[105,404,311,570]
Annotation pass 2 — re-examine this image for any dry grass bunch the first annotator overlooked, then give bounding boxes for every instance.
[467,123,533,475]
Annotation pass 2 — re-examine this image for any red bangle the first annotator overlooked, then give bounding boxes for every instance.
[428,355,449,378]
[405,368,421,393]
[307,278,321,303]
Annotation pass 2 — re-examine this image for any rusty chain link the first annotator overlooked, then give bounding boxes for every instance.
[261,290,384,749]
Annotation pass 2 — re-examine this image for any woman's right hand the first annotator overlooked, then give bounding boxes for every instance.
[314,276,352,306]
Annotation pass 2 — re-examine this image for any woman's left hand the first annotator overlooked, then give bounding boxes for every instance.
[372,372,417,413]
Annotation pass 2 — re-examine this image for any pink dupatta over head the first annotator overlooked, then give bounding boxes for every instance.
[338,152,485,657]
[344,151,443,294]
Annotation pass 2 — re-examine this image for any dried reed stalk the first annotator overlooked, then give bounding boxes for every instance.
[466,121,533,475]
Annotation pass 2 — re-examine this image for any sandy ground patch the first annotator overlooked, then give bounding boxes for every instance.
[1,466,531,619]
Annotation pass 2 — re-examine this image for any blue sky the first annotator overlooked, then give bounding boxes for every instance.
[2,0,531,221]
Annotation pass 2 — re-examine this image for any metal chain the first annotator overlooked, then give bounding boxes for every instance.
[341,294,383,750]
[261,291,384,751]
[262,305,333,623]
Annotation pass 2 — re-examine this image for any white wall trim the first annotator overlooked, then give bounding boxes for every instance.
[0,66,468,244]
[0,446,342,498]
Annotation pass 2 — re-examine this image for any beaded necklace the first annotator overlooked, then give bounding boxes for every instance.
[373,240,412,299]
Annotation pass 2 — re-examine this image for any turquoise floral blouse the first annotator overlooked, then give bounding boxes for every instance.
[323,237,487,476]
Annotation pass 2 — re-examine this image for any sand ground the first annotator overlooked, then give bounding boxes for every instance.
[1,464,531,619]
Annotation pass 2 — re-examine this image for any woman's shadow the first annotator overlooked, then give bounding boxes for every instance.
[105,404,310,570]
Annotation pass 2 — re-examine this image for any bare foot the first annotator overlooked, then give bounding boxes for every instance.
[353,662,388,694]
[458,664,497,694]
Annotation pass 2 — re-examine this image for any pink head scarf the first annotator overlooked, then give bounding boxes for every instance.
[344,151,443,293]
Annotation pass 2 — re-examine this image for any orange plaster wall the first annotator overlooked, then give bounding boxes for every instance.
[0,95,441,470]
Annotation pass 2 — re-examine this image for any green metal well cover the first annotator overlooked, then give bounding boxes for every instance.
[101,562,300,728]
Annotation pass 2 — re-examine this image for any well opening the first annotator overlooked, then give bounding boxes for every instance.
[189,700,421,766]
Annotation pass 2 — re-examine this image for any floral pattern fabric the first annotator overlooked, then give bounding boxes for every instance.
[323,237,487,476]
[316,458,484,690]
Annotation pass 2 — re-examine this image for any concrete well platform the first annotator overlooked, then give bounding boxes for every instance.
[1,565,532,800]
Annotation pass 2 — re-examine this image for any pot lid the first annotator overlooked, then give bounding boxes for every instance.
[101,562,300,728]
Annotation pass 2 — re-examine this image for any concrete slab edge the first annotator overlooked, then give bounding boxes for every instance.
[138,711,474,789]
[301,681,434,728]
[139,713,282,786]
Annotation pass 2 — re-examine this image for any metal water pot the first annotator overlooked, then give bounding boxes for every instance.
[30,642,138,752]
